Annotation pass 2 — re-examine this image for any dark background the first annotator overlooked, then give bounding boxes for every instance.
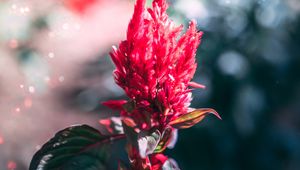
[168,0,300,169]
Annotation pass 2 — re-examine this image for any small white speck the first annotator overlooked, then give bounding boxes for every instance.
[15,107,20,112]
[29,86,35,93]
[62,23,69,30]
[53,142,61,147]
[48,52,55,58]
[11,4,17,10]
[20,84,24,89]
[168,74,175,81]
[24,7,30,12]
[20,8,25,13]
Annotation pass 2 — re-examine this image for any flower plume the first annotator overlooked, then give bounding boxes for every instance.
[108,0,211,131]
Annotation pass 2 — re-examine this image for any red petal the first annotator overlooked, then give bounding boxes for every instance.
[150,154,168,170]
[188,81,206,89]
[127,0,146,41]
[102,100,127,110]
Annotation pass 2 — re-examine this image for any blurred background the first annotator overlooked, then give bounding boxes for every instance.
[0,0,300,169]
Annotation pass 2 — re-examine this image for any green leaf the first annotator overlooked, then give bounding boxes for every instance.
[154,127,173,153]
[122,119,138,146]
[169,108,221,129]
[30,124,125,170]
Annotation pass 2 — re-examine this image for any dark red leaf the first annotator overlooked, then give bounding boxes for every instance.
[99,117,123,135]
[169,108,221,129]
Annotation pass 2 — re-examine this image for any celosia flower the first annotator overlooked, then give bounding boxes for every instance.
[106,0,218,132]
[30,1,220,170]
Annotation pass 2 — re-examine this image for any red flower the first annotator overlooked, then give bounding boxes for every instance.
[108,0,207,130]
[104,1,221,169]
[64,0,97,14]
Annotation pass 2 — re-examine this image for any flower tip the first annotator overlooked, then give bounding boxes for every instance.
[112,45,117,51]
[189,19,197,28]
[190,19,196,24]
[188,81,206,89]
[188,20,204,37]
[135,0,146,9]
[210,109,222,120]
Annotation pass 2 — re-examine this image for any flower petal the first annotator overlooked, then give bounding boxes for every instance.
[188,81,206,89]
[169,108,221,129]
[102,100,127,110]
